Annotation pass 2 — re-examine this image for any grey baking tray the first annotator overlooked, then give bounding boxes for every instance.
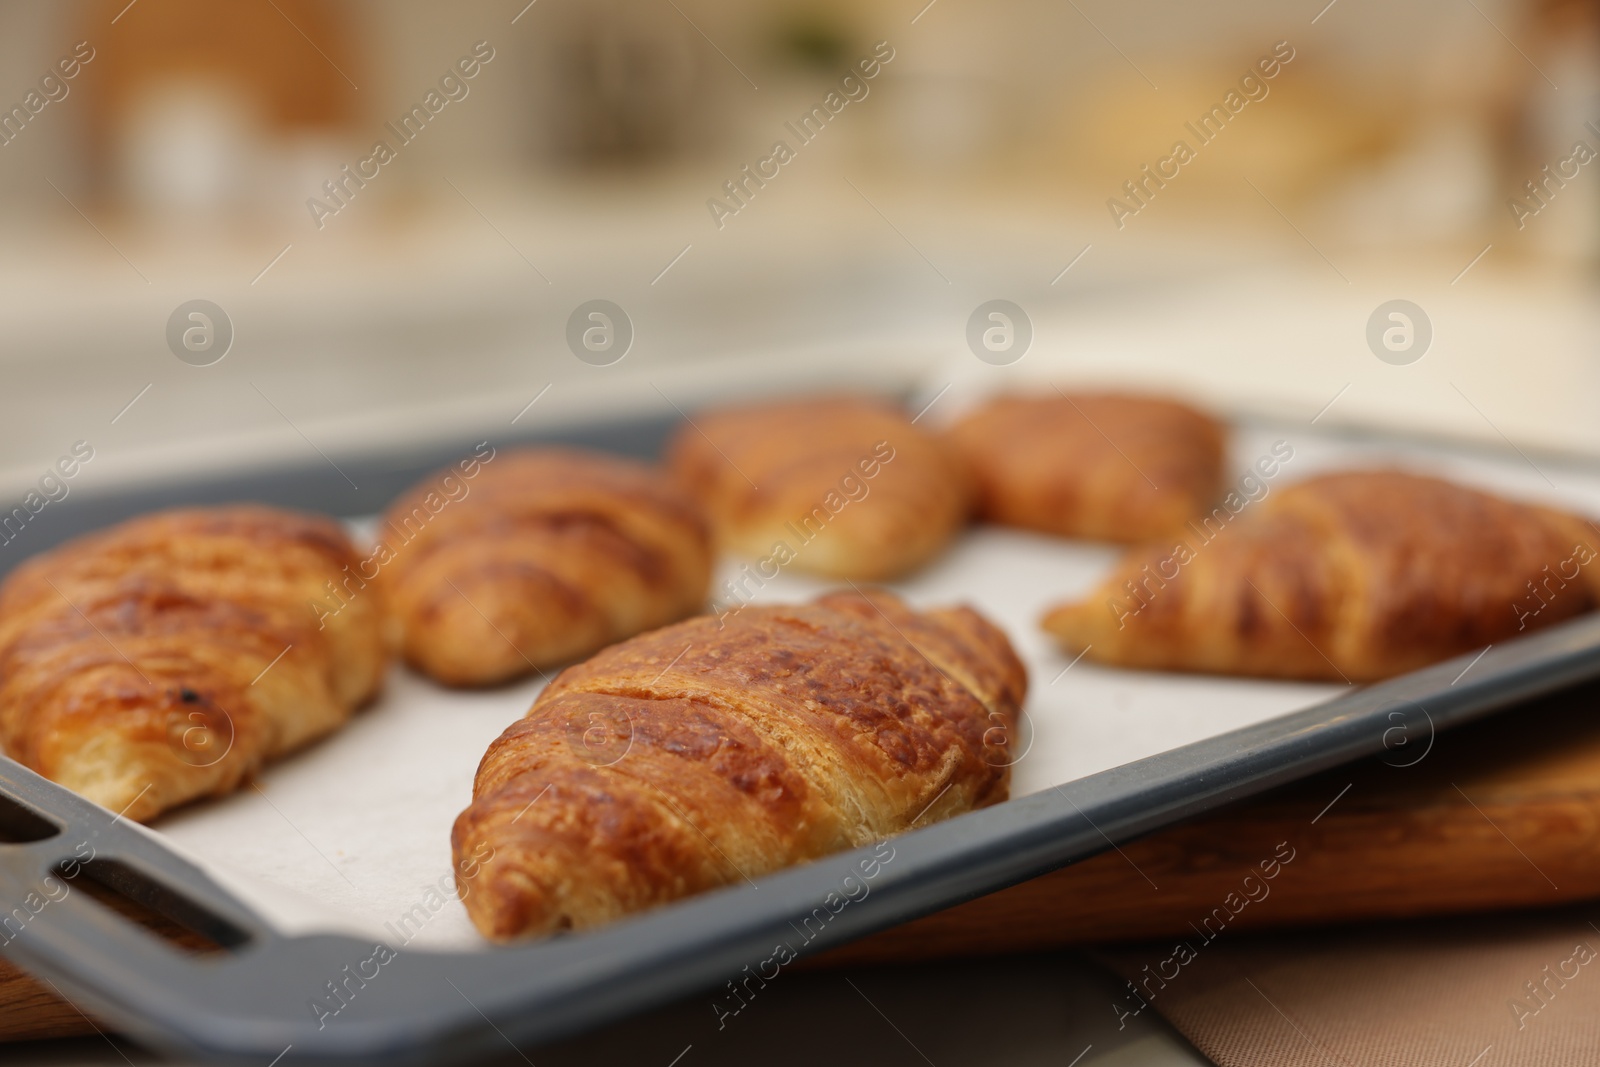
[2,412,1600,1066]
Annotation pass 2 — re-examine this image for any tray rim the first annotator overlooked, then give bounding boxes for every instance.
[3,412,1600,1065]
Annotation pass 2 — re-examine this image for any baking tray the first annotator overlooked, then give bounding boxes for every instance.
[4,409,1600,1066]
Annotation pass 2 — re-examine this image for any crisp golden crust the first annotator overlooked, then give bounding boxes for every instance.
[1042,471,1600,682]
[452,589,1027,941]
[378,448,713,687]
[0,507,388,822]
[946,392,1226,543]
[665,396,970,580]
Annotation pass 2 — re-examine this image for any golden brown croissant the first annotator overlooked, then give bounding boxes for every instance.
[1042,470,1600,682]
[946,392,1226,543]
[665,395,969,581]
[0,507,388,822]
[377,447,713,687]
[451,588,1026,941]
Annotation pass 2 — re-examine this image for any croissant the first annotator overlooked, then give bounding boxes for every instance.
[377,447,713,687]
[1042,470,1600,682]
[451,588,1026,940]
[946,392,1226,543]
[0,507,388,823]
[665,395,969,581]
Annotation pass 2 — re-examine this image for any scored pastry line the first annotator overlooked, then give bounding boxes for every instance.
[444,578,554,685]
[642,780,759,889]
[842,581,959,690]
[843,579,1014,777]
[1241,578,1352,685]
[45,564,245,777]
[842,581,1015,729]
[1050,384,1161,490]
[41,577,156,689]
[568,662,892,851]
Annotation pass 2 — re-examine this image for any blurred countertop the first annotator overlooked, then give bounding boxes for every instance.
[1,172,1597,502]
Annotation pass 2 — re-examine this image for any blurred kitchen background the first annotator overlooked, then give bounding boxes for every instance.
[0,0,1597,502]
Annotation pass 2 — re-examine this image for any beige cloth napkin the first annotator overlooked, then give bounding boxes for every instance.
[1099,906,1600,1066]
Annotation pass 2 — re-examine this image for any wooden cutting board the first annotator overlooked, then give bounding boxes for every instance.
[5,682,1598,1041]
[824,681,1600,964]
